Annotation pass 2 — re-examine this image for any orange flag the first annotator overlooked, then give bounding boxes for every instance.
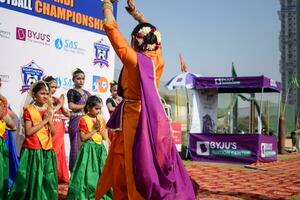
[179,53,188,73]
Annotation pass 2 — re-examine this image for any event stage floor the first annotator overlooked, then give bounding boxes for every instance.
[58,154,300,200]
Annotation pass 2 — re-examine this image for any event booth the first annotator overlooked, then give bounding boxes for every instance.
[188,75,281,164]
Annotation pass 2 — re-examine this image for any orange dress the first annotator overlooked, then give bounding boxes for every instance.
[95,21,163,200]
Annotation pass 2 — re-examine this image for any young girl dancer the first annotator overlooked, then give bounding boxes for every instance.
[44,76,70,183]
[8,81,58,200]
[106,80,122,115]
[67,95,112,200]
[0,94,15,199]
[67,68,90,171]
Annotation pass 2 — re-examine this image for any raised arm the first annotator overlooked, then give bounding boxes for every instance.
[102,0,137,68]
[102,0,117,23]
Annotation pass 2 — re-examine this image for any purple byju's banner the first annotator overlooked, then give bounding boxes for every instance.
[194,76,281,93]
[189,133,277,164]
[0,0,118,34]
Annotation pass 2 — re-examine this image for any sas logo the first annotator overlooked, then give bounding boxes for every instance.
[20,60,44,93]
[93,39,110,68]
[54,76,73,89]
[196,141,210,156]
[16,27,50,45]
[54,38,63,49]
[54,38,78,50]
[54,37,84,54]
[92,75,109,93]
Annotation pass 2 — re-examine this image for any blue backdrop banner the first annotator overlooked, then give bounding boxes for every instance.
[0,0,118,34]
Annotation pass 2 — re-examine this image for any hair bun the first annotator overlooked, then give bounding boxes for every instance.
[144,32,157,45]
[110,80,118,87]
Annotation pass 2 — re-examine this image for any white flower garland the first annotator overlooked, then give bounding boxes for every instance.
[135,27,162,51]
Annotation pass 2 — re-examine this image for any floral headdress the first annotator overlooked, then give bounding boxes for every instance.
[134,26,161,51]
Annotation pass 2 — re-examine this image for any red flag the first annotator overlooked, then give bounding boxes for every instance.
[179,53,188,72]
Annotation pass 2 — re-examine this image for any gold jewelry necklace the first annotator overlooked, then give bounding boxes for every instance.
[33,102,46,110]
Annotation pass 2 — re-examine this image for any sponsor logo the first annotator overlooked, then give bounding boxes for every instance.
[20,60,44,93]
[93,39,110,68]
[54,37,85,55]
[92,75,109,93]
[16,27,51,46]
[0,30,10,39]
[196,141,210,156]
[214,78,240,85]
[261,143,276,158]
[0,74,9,82]
[16,27,26,41]
[54,38,63,49]
[54,76,73,90]
[0,22,11,39]
[270,79,277,88]
[196,141,251,157]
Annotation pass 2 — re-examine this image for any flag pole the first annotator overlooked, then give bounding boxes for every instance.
[179,53,191,159]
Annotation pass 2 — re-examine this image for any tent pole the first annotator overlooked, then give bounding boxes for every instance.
[276,93,281,136]
[250,93,255,133]
[259,88,264,133]
[185,88,190,159]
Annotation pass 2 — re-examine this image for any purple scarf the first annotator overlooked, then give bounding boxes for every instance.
[133,53,195,199]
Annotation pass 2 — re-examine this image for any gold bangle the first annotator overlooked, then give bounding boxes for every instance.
[103,16,116,24]
[102,1,113,11]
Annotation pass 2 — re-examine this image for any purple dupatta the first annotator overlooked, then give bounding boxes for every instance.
[133,53,195,199]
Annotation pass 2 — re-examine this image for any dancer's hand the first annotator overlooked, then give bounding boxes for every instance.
[125,0,148,23]
[0,104,6,119]
[116,96,123,104]
[125,0,135,13]
[58,94,65,105]
[0,95,8,119]
[0,94,7,106]
[43,110,53,122]
[93,120,101,132]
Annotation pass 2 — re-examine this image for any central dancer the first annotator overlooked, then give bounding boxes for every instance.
[95,0,196,199]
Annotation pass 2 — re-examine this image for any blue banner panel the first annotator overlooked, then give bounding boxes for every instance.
[0,0,118,34]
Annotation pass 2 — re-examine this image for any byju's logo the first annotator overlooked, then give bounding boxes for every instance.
[92,75,109,93]
[55,38,63,49]
[16,27,26,41]
[16,27,50,45]
[196,141,210,156]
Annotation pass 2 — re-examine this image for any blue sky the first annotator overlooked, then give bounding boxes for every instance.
[115,0,281,82]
